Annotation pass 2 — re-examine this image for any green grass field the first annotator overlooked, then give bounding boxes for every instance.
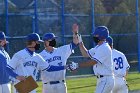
[37,72,140,93]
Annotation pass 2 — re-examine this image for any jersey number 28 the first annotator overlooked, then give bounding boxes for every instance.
[113,57,123,70]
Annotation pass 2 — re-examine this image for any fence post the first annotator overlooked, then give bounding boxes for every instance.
[91,0,95,47]
[4,0,9,52]
[61,0,65,45]
[136,0,140,72]
[34,0,38,33]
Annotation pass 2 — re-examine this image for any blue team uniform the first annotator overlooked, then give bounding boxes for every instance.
[0,47,10,84]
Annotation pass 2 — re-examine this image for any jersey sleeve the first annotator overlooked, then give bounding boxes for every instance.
[60,44,74,59]
[87,48,95,59]
[37,54,51,71]
[123,55,130,70]
[7,53,20,70]
[92,48,106,64]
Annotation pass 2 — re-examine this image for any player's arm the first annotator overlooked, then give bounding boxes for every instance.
[70,24,79,49]
[6,66,25,81]
[79,59,97,67]
[72,23,89,57]
[0,54,22,80]
[124,65,130,79]
[6,53,26,81]
[124,55,130,79]
[79,42,89,57]
[68,59,97,71]
[44,65,67,72]
[124,71,128,79]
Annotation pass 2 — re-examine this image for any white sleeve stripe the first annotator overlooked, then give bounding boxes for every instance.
[70,44,74,53]
[42,65,51,71]
[93,58,102,64]
[7,65,15,70]
[87,51,93,59]
[70,44,72,53]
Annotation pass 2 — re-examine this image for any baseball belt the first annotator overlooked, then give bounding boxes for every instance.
[44,80,65,85]
[96,75,104,78]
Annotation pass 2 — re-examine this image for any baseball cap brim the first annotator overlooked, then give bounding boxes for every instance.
[6,41,9,43]
[38,40,44,42]
[52,36,58,39]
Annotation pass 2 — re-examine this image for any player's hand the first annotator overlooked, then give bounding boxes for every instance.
[77,34,83,43]
[67,61,79,71]
[73,34,79,45]
[16,76,26,81]
[72,23,79,34]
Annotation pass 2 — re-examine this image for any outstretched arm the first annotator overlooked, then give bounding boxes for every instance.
[79,42,89,57]
[79,59,97,67]
[68,60,97,71]
[72,23,89,57]
[6,66,26,81]
[46,65,67,72]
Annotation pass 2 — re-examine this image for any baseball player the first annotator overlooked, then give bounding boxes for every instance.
[106,36,130,93]
[39,25,79,93]
[6,33,74,93]
[73,25,114,93]
[0,32,11,93]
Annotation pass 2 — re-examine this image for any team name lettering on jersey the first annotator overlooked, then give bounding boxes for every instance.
[46,56,61,63]
[23,61,38,67]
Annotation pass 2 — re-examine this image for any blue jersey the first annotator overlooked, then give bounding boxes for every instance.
[0,47,10,84]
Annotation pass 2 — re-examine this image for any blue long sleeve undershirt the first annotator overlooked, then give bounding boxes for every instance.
[6,65,65,78]
[6,66,18,78]
[47,65,65,72]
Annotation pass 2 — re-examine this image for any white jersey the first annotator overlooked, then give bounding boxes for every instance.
[40,44,73,83]
[7,48,50,82]
[112,49,130,77]
[88,42,113,76]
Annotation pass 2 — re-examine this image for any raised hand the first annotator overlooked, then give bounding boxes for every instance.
[72,23,79,34]
[67,61,79,71]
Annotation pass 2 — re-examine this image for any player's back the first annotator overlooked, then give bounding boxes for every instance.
[92,42,113,76]
[112,49,130,77]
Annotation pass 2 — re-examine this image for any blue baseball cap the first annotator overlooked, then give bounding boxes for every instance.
[92,26,109,40]
[0,32,6,40]
[26,33,43,42]
[0,32,9,43]
[43,33,57,41]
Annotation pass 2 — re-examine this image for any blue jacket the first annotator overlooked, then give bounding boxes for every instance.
[0,47,10,84]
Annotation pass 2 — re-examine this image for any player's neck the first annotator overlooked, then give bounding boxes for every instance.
[27,47,35,52]
[45,47,54,52]
[97,41,105,45]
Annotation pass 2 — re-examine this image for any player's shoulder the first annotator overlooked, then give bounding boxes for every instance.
[112,49,125,56]
[14,49,26,56]
[0,53,5,59]
[39,50,46,55]
[58,44,70,49]
[33,52,43,59]
[97,42,111,52]
[97,42,109,49]
[34,53,45,61]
